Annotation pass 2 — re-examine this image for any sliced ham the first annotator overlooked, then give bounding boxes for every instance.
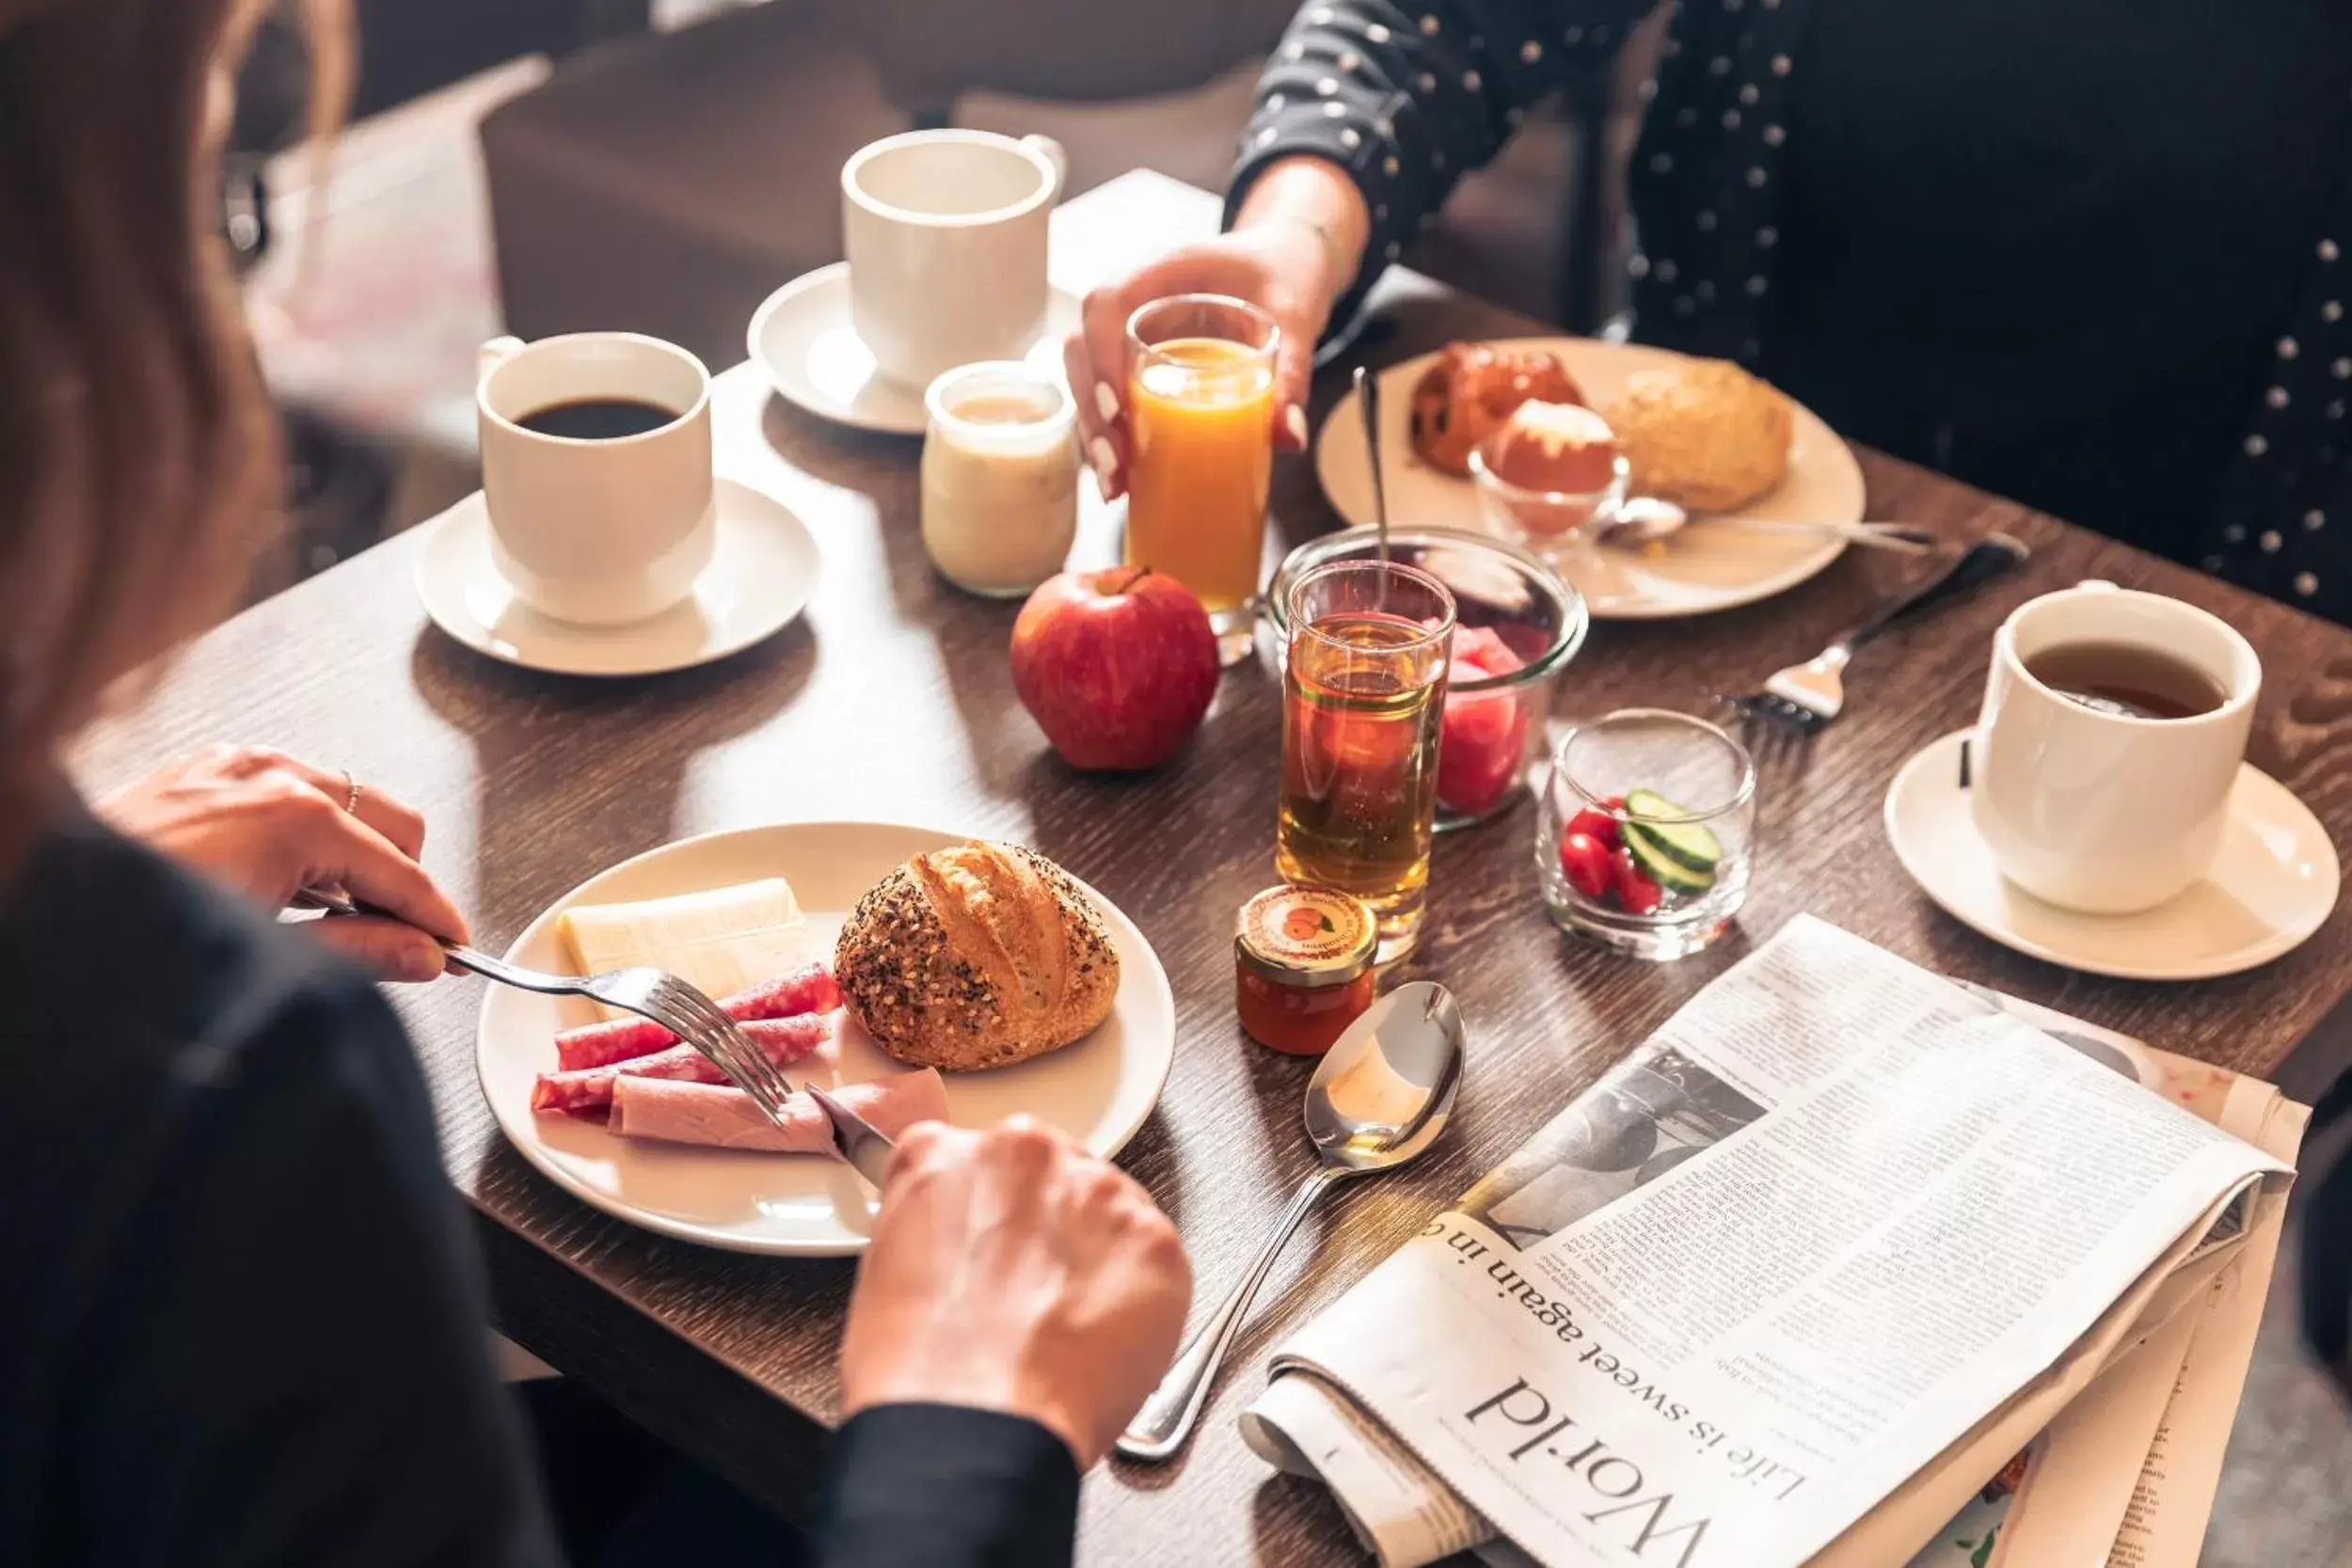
[607,1069,949,1154]
[530,1014,832,1117]
[553,963,842,1071]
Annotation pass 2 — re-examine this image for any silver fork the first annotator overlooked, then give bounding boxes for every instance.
[1721,533,2029,734]
[292,884,722,1033]
[294,888,894,1180]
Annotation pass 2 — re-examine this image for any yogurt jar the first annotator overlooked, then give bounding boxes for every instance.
[920,362,1079,597]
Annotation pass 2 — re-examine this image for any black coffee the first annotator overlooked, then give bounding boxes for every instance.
[2024,641,2229,721]
[515,397,678,440]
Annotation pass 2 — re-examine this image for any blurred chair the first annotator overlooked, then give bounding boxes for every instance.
[824,0,1287,120]
[2296,1009,2352,1399]
[228,0,648,599]
[480,0,1657,370]
[482,4,906,369]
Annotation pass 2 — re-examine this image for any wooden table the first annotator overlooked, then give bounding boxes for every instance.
[77,172,2352,1563]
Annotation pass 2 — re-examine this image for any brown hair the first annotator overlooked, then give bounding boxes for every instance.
[0,0,347,853]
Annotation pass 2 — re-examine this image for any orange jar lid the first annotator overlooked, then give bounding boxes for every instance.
[1235,885,1377,990]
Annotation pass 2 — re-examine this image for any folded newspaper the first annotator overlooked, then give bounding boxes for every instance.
[1240,916,2304,1568]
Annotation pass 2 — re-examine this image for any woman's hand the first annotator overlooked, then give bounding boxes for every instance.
[1066,155,1372,500]
[839,1117,1191,1468]
[1065,224,1333,500]
[98,745,469,982]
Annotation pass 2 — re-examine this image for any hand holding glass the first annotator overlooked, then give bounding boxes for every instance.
[1124,293,1279,663]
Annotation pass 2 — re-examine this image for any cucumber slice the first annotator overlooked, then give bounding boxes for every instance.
[1623,789,1723,873]
[1623,828,1717,896]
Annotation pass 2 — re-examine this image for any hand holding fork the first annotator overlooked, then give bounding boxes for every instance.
[294,887,897,1180]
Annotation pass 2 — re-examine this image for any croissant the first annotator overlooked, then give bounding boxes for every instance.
[1408,341,1584,478]
[835,842,1120,1071]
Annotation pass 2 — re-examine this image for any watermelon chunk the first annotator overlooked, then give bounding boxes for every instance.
[1435,626,1532,816]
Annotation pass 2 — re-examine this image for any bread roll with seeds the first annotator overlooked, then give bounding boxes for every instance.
[834,842,1119,1070]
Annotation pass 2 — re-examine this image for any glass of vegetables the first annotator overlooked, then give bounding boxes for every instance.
[1534,709,1756,960]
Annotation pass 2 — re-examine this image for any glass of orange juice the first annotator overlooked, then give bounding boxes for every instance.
[1125,293,1279,664]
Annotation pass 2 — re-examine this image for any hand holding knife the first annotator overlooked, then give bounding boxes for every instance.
[800,1082,898,1187]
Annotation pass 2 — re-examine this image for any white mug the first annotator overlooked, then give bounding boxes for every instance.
[477,332,715,626]
[842,129,1068,389]
[1971,581,2261,914]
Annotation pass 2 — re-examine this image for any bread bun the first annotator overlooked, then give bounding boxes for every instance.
[1408,342,1583,477]
[835,842,1119,1070]
[1598,357,1791,512]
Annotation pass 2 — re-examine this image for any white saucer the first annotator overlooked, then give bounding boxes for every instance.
[414,477,819,677]
[1315,337,1867,620]
[747,261,1083,436]
[1883,730,2341,981]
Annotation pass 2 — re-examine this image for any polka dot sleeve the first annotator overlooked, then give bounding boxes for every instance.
[1225,0,1656,331]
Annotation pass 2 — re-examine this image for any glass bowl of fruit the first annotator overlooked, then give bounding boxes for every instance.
[1262,527,1589,829]
[1535,708,1756,960]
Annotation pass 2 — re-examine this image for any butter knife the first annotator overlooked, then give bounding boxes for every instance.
[801,1081,898,1187]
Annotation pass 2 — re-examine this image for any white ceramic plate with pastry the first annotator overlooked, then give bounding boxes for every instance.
[475,822,1177,1256]
[1314,338,1867,620]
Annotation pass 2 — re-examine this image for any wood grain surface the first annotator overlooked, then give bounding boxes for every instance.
[72,175,2352,1564]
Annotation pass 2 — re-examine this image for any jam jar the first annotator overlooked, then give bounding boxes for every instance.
[1234,884,1379,1055]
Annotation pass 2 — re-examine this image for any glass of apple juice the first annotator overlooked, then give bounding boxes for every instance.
[1276,559,1458,963]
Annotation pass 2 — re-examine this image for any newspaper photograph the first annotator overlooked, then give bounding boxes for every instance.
[1465,1046,1766,1252]
[1239,916,2294,1568]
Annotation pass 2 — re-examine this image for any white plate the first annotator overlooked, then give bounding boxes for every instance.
[475,822,1178,1255]
[747,261,1083,436]
[1883,730,2341,981]
[414,478,819,677]
[1315,338,1867,620]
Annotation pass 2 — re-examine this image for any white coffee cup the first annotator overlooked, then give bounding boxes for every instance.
[842,129,1068,389]
[1971,581,2261,914]
[476,332,715,626]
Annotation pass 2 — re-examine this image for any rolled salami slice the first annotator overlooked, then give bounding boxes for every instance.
[607,1069,949,1153]
[531,1014,832,1117]
[553,963,842,1071]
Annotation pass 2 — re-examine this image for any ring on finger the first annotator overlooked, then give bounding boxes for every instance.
[340,768,363,816]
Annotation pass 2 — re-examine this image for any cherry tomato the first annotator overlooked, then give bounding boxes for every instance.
[1563,795,1627,847]
[1565,810,1618,846]
[1613,847,1664,915]
[1557,831,1613,899]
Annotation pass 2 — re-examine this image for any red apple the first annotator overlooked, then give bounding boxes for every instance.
[1010,567,1219,770]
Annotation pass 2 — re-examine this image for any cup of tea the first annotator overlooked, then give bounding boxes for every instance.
[476,332,715,626]
[841,129,1067,389]
[1971,581,2261,913]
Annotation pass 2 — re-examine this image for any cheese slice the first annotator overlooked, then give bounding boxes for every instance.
[558,879,815,1012]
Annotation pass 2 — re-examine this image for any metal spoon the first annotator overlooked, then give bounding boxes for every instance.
[1116,981,1465,1463]
[1356,365,1393,604]
[1597,494,1942,554]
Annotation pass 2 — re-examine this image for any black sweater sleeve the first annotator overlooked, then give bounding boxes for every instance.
[0,813,1085,1568]
[1227,0,1658,326]
[815,1404,1082,1567]
[48,964,565,1567]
